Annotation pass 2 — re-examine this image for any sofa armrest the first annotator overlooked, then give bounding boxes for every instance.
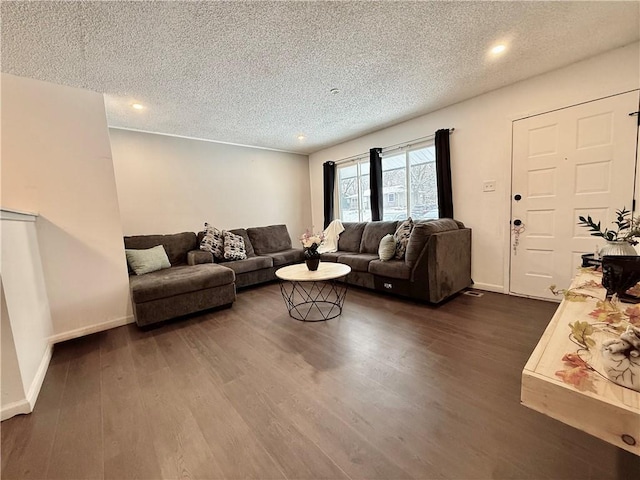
[409,228,472,303]
[188,249,214,266]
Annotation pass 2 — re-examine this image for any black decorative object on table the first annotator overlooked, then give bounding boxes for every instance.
[305,256,320,271]
[601,255,640,302]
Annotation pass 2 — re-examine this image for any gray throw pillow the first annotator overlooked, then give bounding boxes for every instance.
[223,231,247,261]
[378,234,396,261]
[125,245,171,275]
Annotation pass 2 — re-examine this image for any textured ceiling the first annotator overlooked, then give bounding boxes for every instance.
[2,1,639,154]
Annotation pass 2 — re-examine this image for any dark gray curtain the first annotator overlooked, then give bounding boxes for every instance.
[369,148,383,221]
[435,129,453,218]
[323,161,336,228]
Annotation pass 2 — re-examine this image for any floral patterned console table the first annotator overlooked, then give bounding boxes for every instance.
[521,269,640,456]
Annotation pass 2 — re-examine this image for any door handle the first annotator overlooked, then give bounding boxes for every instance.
[513,219,522,226]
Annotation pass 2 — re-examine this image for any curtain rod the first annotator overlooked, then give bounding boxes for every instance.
[331,128,454,166]
[381,128,454,156]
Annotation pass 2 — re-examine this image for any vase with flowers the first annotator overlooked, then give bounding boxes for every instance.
[300,229,325,271]
[578,207,640,257]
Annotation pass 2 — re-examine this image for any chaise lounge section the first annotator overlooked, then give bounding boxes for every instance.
[124,232,236,327]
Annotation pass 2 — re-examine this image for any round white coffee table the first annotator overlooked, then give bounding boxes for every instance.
[275,262,351,321]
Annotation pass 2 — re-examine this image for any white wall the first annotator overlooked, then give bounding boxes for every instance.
[1,210,53,420]
[109,129,312,240]
[1,73,132,340]
[309,42,640,293]
[1,279,25,412]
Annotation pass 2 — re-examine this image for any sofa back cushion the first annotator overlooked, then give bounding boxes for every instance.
[124,232,197,266]
[405,218,461,267]
[338,222,367,252]
[247,224,292,255]
[359,221,398,254]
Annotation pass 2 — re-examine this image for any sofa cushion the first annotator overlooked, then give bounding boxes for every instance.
[320,251,349,263]
[247,224,292,255]
[187,250,214,266]
[359,221,398,254]
[394,218,414,259]
[228,228,256,257]
[125,245,171,275]
[378,234,396,261]
[264,248,305,266]
[368,259,411,280]
[337,253,378,272]
[129,264,235,303]
[338,222,366,252]
[200,223,224,260]
[223,231,247,261]
[124,232,197,266]
[405,218,461,267]
[222,256,273,275]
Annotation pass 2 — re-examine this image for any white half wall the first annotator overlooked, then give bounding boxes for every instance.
[308,42,640,293]
[1,73,133,338]
[1,279,27,417]
[109,129,312,239]
[1,210,53,420]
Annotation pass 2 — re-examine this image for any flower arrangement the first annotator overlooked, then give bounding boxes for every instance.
[578,207,640,246]
[300,229,325,259]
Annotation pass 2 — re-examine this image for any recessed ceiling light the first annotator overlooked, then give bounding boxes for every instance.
[297,134,306,141]
[330,88,340,95]
[491,44,507,55]
[132,103,144,110]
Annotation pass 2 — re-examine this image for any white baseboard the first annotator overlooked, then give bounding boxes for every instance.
[1,399,31,421]
[2,317,133,421]
[26,343,53,410]
[49,315,134,344]
[470,282,505,294]
[1,343,52,421]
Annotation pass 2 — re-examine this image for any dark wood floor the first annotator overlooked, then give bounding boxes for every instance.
[2,283,639,479]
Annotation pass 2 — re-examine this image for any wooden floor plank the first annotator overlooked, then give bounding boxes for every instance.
[100,326,163,480]
[0,351,69,479]
[45,334,104,480]
[2,283,639,480]
[131,328,227,480]
[167,321,287,479]
[222,374,350,480]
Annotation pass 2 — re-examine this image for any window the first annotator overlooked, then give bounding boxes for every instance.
[382,143,438,221]
[338,159,371,222]
[336,143,437,223]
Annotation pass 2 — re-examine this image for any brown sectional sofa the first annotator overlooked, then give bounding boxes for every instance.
[124,219,471,327]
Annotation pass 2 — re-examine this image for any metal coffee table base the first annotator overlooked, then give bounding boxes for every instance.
[279,279,348,322]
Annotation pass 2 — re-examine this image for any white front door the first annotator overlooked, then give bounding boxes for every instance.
[510,91,640,300]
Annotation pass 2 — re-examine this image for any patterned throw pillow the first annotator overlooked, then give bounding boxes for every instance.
[223,230,247,261]
[394,217,414,259]
[200,223,224,260]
